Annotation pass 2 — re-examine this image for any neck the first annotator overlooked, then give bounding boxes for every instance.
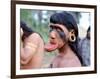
[58,44,74,58]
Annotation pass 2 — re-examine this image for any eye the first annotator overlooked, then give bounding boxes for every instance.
[56,27,63,32]
[56,28,61,32]
[51,25,55,28]
[49,25,56,32]
[49,28,52,32]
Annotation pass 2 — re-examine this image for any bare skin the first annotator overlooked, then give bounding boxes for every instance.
[45,24,81,68]
[51,45,81,68]
[20,32,44,69]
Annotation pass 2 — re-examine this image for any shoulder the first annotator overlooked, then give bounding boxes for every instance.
[81,37,87,42]
[24,33,44,45]
[60,57,81,67]
[27,33,43,41]
[79,37,87,46]
[30,33,41,39]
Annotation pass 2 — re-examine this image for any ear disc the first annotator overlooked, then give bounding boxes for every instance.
[69,30,76,42]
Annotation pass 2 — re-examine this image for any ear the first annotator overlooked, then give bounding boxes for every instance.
[21,28,23,37]
[70,30,75,34]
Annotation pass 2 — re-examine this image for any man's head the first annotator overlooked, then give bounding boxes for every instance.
[45,12,78,52]
[20,21,33,41]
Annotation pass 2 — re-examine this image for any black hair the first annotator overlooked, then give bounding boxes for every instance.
[50,12,83,65]
[87,26,90,33]
[86,26,90,39]
[20,21,34,41]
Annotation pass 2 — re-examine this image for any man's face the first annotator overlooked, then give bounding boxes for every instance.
[45,24,70,52]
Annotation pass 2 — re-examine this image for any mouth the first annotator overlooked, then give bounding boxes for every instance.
[44,41,58,52]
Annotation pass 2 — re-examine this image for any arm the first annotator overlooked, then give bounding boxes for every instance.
[20,33,41,65]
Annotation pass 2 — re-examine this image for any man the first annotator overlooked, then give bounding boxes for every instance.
[20,21,44,69]
[79,27,90,66]
[45,12,82,68]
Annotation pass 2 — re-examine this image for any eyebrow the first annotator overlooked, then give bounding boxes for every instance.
[50,25,63,31]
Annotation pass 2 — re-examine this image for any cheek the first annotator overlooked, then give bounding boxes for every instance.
[56,33,65,48]
[58,39,65,48]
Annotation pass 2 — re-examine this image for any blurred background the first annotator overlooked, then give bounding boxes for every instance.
[20,9,91,68]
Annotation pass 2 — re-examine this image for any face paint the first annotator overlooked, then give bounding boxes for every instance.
[45,25,66,52]
[57,31,66,42]
[50,25,66,42]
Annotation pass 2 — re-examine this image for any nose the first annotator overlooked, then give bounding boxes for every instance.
[50,31,56,39]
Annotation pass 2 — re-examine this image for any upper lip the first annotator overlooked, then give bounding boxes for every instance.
[50,40,56,44]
